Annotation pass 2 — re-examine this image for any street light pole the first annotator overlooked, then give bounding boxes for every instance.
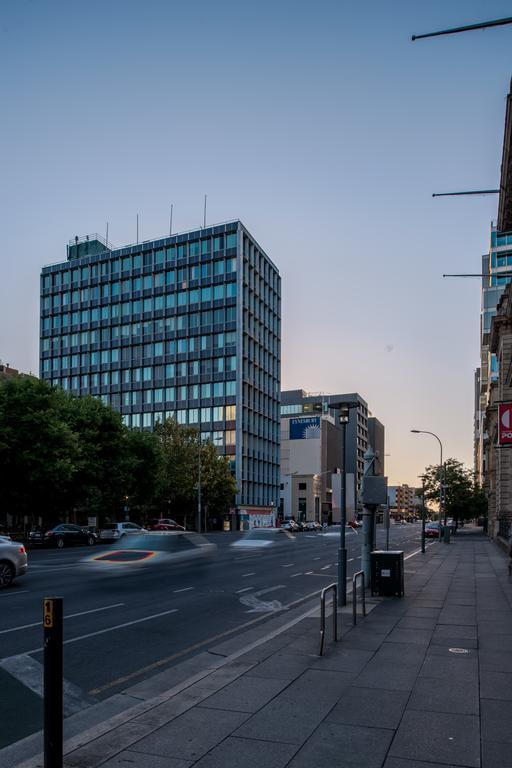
[411,430,444,541]
[419,474,426,553]
[338,408,349,607]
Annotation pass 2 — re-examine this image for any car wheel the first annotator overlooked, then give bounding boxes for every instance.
[0,561,15,588]
[56,537,65,549]
[87,536,95,546]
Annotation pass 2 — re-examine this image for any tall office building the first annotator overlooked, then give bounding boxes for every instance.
[40,220,281,520]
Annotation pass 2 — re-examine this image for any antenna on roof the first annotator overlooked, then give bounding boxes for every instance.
[136,213,139,245]
[169,204,173,236]
[203,194,207,228]
[106,222,109,244]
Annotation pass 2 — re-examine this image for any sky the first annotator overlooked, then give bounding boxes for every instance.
[1,0,511,486]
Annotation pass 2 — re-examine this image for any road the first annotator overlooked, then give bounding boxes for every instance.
[0,523,428,749]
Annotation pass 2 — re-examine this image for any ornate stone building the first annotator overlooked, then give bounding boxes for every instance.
[484,283,512,540]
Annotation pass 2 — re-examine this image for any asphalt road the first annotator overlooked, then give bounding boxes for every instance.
[0,523,429,749]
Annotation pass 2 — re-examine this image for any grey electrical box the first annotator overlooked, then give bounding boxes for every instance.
[361,475,388,505]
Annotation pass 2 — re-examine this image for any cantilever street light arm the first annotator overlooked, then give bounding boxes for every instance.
[412,16,512,41]
[432,190,499,197]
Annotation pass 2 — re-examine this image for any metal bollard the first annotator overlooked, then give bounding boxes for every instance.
[352,570,366,625]
[43,597,63,768]
[319,583,338,655]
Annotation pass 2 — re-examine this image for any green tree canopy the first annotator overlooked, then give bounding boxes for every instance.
[422,458,487,523]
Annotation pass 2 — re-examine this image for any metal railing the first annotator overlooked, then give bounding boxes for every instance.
[318,582,338,656]
[352,570,366,625]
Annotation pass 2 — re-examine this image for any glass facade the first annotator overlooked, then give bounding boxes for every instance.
[40,221,281,509]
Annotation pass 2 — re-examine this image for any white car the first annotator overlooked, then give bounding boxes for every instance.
[99,522,147,542]
[0,539,28,587]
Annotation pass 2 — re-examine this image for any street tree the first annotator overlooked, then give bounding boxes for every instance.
[422,458,486,525]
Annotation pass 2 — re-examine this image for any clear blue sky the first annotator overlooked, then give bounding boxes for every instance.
[1,0,511,484]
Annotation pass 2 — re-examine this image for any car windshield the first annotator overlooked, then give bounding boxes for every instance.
[242,529,292,541]
[112,533,201,552]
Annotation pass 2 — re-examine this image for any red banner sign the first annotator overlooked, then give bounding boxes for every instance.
[499,403,512,445]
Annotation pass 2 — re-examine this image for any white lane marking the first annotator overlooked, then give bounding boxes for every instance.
[313,557,321,560]
[0,603,125,635]
[348,558,355,562]
[0,590,30,598]
[235,586,254,594]
[242,572,256,577]
[19,609,179,656]
[239,585,285,613]
[320,565,331,570]
[290,573,302,578]
[305,571,313,575]
[173,587,194,594]
[281,563,295,568]
[404,542,437,560]
[253,585,285,597]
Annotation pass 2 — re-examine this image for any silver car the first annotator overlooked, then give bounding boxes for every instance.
[99,522,147,542]
[0,539,28,587]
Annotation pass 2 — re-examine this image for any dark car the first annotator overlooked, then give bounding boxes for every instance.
[29,524,97,548]
[146,518,185,531]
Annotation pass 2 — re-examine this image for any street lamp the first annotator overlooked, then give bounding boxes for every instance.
[197,432,223,533]
[411,430,444,541]
[418,475,427,553]
[337,406,350,607]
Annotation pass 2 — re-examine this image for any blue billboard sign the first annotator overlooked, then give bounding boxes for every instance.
[290,416,321,440]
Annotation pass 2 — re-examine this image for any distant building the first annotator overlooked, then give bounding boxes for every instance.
[279,411,347,524]
[388,484,416,520]
[368,416,385,475]
[0,362,20,379]
[281,390,369,508]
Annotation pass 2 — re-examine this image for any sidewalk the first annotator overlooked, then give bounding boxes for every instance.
[15,528,512,768]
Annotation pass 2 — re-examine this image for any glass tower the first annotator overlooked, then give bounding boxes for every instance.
[40,220,281,513]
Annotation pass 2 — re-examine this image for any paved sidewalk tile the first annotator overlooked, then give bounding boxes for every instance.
[327,686,409,729]
[389,709,480,767]
[481,699,512,744]
[383,760,465,768]
[310,647,374,674]
[287,722,393,768]
[480,669,512,700]
[129,708,248,762]
[199,675,289,713]
[191,736,298,768]
[408,676,479,715]
[100,753,193,768]
[233,669,356,745]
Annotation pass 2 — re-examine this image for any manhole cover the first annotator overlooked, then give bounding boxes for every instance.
[449,647,469,654]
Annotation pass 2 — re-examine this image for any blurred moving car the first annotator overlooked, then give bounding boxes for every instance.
[0,539,28,587]
[146,518,185,531]
[99,522,147,542]
[83,532,216,572]
[425,522,441,538]
[231,528,296,549]
[29,524,97,548]
[303,521,322,531]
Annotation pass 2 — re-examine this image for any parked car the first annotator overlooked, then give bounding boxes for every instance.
[425,522,442,538]
[0,539,28,587]
[146,518,185,531]
[29,524,97,548]
[82,532,216,573]
[99,522,147,543]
